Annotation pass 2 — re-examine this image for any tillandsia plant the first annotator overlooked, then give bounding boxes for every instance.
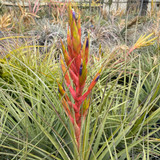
[113,33,157,65]
[58,4,101,150]
[127,33,157,56]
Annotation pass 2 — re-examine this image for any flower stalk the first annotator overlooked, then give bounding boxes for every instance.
[58,4,101,150]
[127,33,157,56]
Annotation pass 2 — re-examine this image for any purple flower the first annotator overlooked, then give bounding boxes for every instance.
[72,10,76,19]
[79,64,83,76]
[86,39,89,48]
[95,75,100,82]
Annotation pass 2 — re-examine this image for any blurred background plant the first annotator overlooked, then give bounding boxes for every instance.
[18,3,40,31]
[0,13,14,31]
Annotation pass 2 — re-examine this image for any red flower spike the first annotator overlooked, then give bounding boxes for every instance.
[58,3,102,151]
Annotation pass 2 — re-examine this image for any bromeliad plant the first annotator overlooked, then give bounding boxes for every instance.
[58,4,101,150]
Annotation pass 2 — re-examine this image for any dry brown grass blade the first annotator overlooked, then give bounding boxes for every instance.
[0,14,14,31]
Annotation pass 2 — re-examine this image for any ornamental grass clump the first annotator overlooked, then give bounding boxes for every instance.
[58,4,101,149]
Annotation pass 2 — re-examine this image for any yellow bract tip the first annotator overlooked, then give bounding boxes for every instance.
[133,33,157,49]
